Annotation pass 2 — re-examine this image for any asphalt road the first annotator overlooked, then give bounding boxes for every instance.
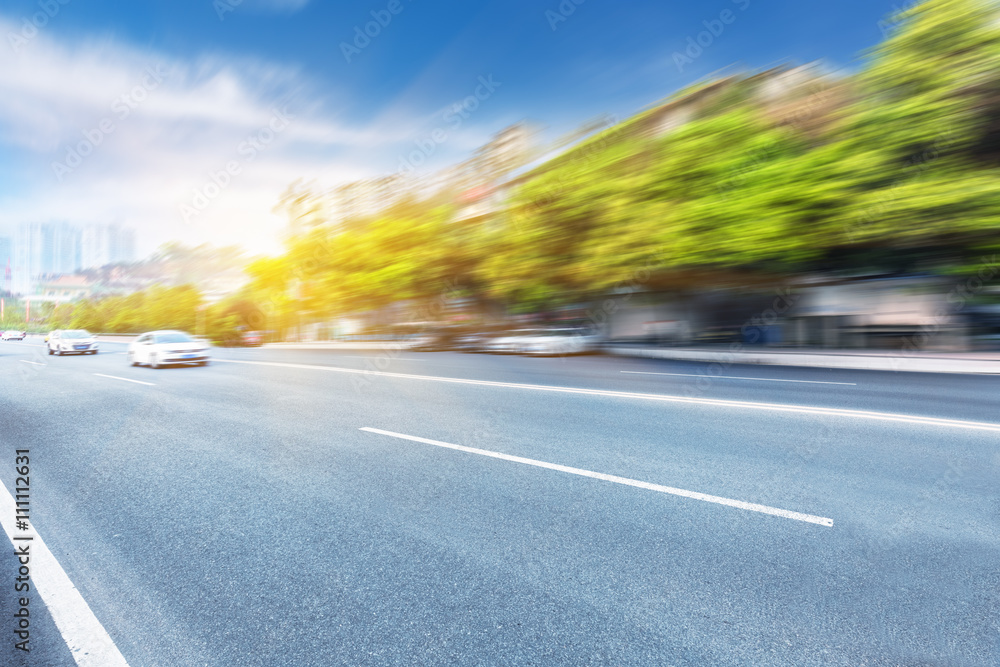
[1,336,998,666]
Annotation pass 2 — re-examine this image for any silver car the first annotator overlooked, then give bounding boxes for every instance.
[486,328,600,355]
[48,329,99,355]
[513,328,601,356]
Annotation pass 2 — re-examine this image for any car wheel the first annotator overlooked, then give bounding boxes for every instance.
[47,347,53,355]
[128,351,137,366]
[198,360,209,366]
[150,354,160,369]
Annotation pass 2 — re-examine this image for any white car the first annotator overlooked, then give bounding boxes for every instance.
[128,330,211,368]
[47,329,98,355]
[485,328,601,355]
[512,328,601,356]
[2,330,26,341]
[483,329,540,354]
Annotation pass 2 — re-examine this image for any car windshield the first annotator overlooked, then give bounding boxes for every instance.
[63,330,91,339]
[156,333,194,344]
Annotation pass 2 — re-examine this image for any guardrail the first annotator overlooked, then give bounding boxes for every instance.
[95,333,140,340]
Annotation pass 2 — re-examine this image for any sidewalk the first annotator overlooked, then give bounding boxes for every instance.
[262,341,409,351]
[93,336,407,350]
[604,345,1000,375]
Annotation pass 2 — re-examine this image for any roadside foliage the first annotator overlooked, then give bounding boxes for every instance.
[42,0,1000,330]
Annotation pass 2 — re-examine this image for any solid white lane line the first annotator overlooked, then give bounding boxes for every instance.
[19,360,44,366]
[621,370,857,385]
[216,358,1000,434]
[0,482,130,667]
[93,373,154,386]
[331,356,424,362]
[361,428,834,526]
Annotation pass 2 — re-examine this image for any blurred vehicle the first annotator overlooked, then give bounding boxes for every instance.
[47,329,98,355]
[128,330,211,368]
[485,328,596,355]
[2,330,26,341]
[410,327,462,352]
[452,331,492,352]
[485,329,540,354]
[499,327,601,356]
[242,330,263,347]
[217,327,265,347]
[409,325,513,353]
[451,325,509,353]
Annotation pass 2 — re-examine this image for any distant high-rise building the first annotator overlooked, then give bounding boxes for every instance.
[11,222,81,295]
[0,236,11,293]
[111,226,136,265]
[81,225,104,269]
[81,224,136,269]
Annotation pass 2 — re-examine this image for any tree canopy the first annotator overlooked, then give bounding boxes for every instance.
[44,0,1000,331]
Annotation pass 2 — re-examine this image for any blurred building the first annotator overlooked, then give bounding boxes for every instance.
[599,275,983,351]
[470,122,538,183]
[33,274,96,303]
[291,122,540,236]
[0,236,11,293]
[81,223,136,269]
[8,222,137,296]
[447,65,840,230]
[786,277,962,349]
[325,173,411,228]
[12,222,81,295]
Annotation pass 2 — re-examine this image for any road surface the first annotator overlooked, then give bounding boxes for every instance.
[2,337,998,665]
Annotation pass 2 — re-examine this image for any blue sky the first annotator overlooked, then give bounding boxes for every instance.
[0,0,894,256]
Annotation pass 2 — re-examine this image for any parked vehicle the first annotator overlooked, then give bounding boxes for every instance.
[410,328,463,352]
[451,326,510,353]
[218,327,265,347]
[242,330,263,347]
[486,328,601,355]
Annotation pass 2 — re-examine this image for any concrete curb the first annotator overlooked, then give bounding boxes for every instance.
[262,341,415,351]
[604,346,1000,375]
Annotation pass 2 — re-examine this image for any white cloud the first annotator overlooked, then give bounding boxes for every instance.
[0,14,463,257]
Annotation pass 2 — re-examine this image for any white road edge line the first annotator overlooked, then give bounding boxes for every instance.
[0,482,130,666]
[215,359,1000,433]
[361,427,834,527]
[620,370,857,385]
[19,360,44,366]
[93,373,154,386]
